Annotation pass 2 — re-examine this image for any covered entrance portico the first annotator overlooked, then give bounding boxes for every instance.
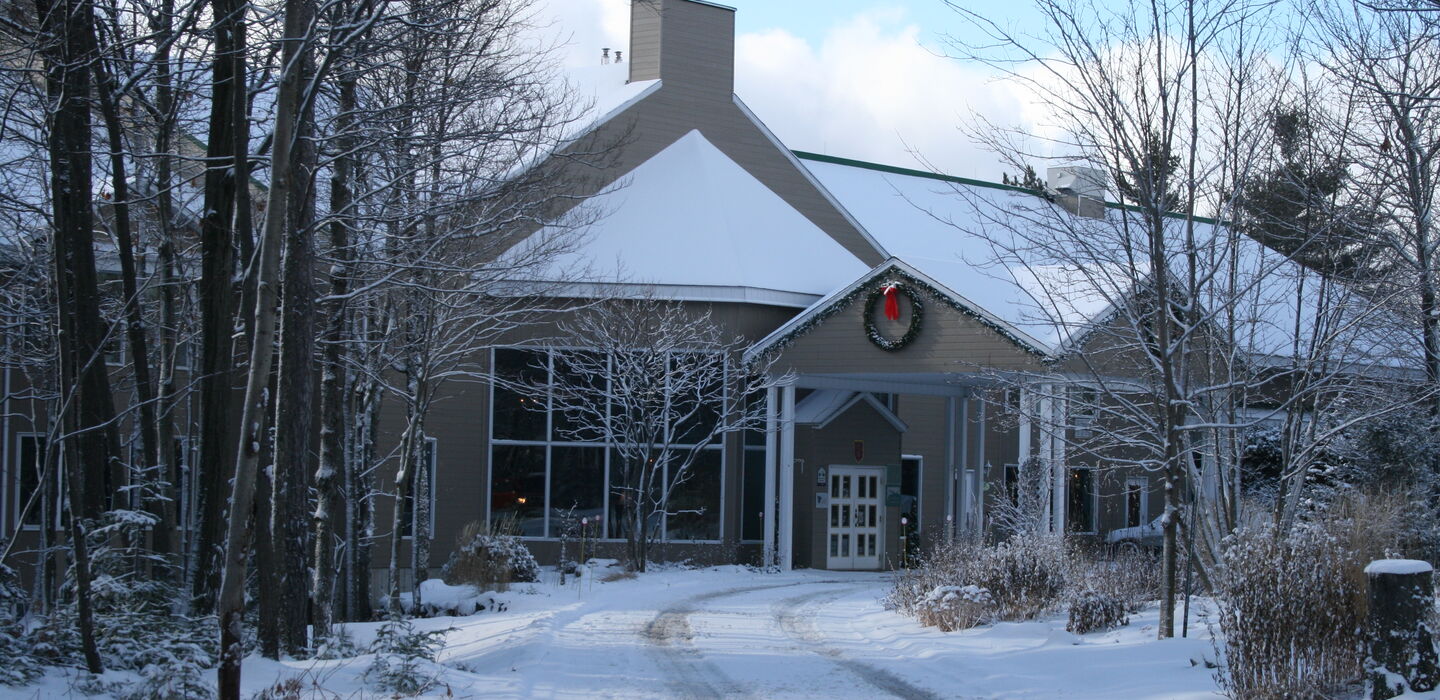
[746,260,1067,571]
[758,372,1030,571]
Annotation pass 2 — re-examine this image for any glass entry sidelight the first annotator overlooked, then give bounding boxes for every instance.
[826,466,884,570]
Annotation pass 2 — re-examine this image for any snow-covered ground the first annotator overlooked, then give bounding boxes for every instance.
[14,566,1231,698]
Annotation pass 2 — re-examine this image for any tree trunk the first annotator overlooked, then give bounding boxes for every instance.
[36,0,121,671]
[217,0,309,689]
[91,52,168,564]
[273,30,318,656]
[313,69,356,643]
[192,0,248,614]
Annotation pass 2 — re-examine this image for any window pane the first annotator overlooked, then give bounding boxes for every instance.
[493,349,547,441]
[1067,468,1094,533]
[608,448,661,540]
[491,445,546,537]
[550,351,607,442]
[18,436,45,527]
[670,353,723,446]
[741,448,765,541]
[550,446,605,536]
[667,449,721,541]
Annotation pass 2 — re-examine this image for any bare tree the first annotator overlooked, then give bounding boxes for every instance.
[935,0,1417,637]
[536,298,779,573]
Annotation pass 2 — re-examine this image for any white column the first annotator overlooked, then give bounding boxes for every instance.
[778,384,796,571]
[1045,383,1065,533]
[944,396,957,541]
[975,396,987,535]
[763,385,778,567]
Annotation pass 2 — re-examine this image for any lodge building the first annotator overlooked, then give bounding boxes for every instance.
[2,0,1332,594]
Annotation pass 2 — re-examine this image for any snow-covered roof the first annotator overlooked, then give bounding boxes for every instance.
[794,389,908,432]
[500,130,869,307]
[794,153,1420,369]
[798,156,1111,353]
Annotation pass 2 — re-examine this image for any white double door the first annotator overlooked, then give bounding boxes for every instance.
[826,466,884,570]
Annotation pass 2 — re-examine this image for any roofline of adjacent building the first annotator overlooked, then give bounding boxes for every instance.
[790,150,1222,227]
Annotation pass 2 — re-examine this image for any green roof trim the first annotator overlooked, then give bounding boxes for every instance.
[792,150,1038,196]
[791,150,1220,227]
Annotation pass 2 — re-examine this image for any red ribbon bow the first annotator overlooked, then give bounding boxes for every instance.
[881,285,900,321]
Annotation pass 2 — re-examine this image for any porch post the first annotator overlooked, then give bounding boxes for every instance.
[779,384,796,571]
[763,385,778,567]
[975,395,987,535]
[944,396,957,541]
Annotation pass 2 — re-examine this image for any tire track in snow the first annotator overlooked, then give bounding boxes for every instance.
[773,586,943,700]
[643,580,845,699]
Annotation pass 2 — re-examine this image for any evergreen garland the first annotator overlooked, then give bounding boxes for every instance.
[754,267,1052,360]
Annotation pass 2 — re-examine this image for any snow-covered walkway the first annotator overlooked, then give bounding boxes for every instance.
[15,567,1227,698]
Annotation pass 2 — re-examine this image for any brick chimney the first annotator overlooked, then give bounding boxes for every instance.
[629,0,735,99]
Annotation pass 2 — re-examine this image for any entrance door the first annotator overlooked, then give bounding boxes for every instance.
[827,466,883,570]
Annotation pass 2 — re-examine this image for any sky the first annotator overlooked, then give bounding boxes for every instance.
[536,0,1041,181]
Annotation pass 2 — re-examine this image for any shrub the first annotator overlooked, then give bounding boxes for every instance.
[441,520,539,591]
[1214,522,1367,699]
[978,535,1069,621]
[1067,591,1128,634]
[917,585,993,632]
[888,533,1069,630]
[365,618,451,696]
[1080,545,1161,613]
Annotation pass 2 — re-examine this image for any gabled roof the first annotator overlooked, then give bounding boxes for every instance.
[499,129,869,307]
[745,257,1054,364]
[794,389,908,433]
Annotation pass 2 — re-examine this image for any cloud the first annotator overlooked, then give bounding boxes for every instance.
[536,2,1037,181]
[734,10,1031,180]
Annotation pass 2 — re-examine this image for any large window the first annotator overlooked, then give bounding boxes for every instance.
[490,347,724,541]
[12,434,49,530]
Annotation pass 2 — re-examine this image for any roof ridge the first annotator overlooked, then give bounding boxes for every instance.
[791,150,1221,226]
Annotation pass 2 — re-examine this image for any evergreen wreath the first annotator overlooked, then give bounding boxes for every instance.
[865,282,923,351]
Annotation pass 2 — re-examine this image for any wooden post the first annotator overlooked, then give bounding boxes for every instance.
[1366,559,1440,700]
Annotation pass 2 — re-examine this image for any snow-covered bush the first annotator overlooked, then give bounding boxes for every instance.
[917,585,993,632]
[0,624,43,687]
[0,564,41,687]
[1214,522,1368,699]
[1066,591,1127,634]
[889,533,1069,629]
[29,510,216,695]
[1078,545,1160,613]
[441,520,539,592]
[976,535,1069,621]
[407,579,508,617]
[365,618,451,695]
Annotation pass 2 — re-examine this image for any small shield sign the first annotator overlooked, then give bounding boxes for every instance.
[853,440,864,462]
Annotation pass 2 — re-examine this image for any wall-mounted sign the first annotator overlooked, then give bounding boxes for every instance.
[886,485,902,507]
[816,493,829,509]
[816,466,827,486]
[853,440,864,462]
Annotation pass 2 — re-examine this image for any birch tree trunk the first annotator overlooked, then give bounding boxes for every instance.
[216,0,310,688]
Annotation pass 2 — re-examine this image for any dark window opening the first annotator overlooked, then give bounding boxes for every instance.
[1066,467,1095,533]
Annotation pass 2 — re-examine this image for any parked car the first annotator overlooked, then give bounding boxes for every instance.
[1105,515,1165,551]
